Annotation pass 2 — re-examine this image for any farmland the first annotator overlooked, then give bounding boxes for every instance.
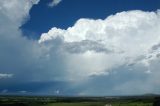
[0,95,159,106]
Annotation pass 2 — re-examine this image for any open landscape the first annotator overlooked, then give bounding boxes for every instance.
[0,95,159,106]
[1,1,160,106]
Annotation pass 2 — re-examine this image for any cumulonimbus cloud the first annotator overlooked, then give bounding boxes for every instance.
[1,0,160,95]
[39,10,160,80]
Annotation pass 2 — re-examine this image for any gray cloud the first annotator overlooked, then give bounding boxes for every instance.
[63,40,111,54]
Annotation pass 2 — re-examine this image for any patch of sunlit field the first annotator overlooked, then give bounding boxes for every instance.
[41,102,106,106]
[42,102,153,106]
[111,102,153,106]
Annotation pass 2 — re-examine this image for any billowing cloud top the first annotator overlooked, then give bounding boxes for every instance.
[39,10,160,79]
[0,0,160,95]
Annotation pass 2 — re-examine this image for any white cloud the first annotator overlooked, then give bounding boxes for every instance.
[0,0,42,82]
[0,0,39,26]
[48,0,62,7]
[39,10,160,81]
[0,73,13,79]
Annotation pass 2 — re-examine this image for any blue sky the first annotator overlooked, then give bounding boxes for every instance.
[22,0,160,38]
[0,0,160,96]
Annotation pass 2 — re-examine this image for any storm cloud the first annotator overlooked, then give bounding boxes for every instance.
[0,0,160,95]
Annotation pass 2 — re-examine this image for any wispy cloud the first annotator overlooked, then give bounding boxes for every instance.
[19,90,27,93]
[1,89,8,93]
[0,73,13,79]
[48,0,62,7]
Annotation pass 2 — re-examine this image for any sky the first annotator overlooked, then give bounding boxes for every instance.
[0,0,160,96]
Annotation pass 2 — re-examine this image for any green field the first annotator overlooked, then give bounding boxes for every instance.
[40,102,152,106]
[0,95,159,106]
[41,102,105,106]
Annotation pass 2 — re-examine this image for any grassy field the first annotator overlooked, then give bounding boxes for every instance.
[42,102,106,106]
[40,102,153,106]
[111,102,153,106]
[0,95,158,106]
